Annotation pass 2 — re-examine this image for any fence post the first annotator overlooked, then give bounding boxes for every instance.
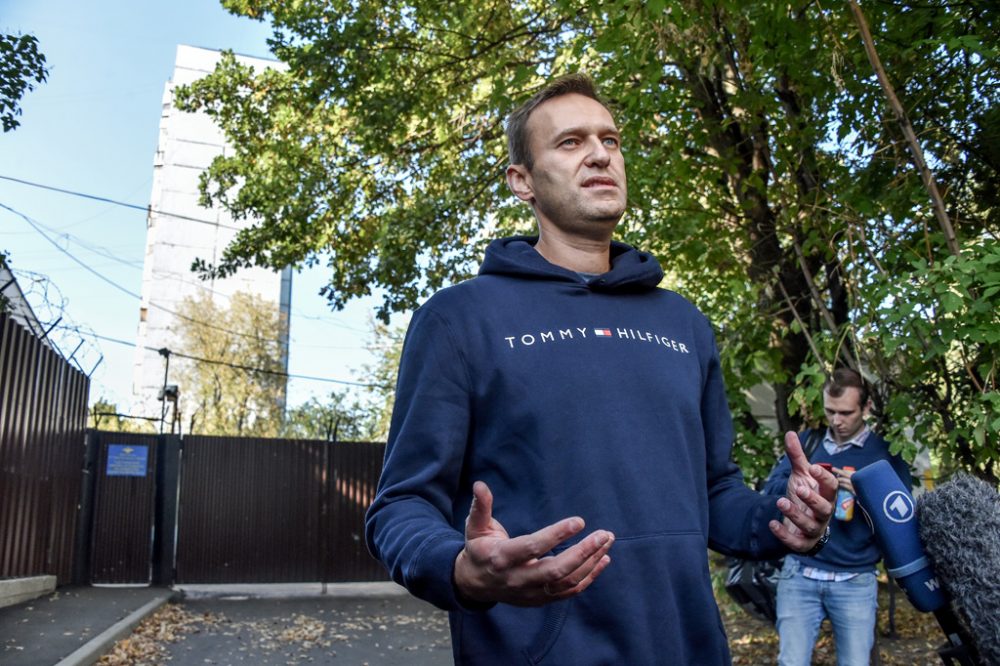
[151,435,181,586]
[71,429,100,585]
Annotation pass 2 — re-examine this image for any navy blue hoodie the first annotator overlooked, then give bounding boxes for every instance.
[365,237,787,665]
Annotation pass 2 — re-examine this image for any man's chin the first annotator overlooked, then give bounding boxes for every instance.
[583,202,626,224]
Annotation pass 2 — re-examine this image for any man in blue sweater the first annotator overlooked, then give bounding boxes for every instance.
[765,368,913,665]
[365,73,838,664]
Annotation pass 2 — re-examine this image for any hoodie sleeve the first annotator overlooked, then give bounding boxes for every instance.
[700,335,787,560]
[364,304,475,611]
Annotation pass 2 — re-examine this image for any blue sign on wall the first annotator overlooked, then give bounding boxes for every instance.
[106,444,149,477]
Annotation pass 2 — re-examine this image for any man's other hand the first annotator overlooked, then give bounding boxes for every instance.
[768,431,838,552]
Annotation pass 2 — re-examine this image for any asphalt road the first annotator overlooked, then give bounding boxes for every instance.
[149,593,452,665]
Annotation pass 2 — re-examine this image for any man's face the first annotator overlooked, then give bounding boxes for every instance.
[509,93,627,239]
[823,387,869,444]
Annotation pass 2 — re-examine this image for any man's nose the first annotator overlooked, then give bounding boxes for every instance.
[584,137,611,167]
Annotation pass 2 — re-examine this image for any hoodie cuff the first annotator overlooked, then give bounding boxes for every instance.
[751,496,788,559]
[408,533,496,612]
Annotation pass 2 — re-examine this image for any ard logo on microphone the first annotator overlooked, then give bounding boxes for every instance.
[882,490,915,524]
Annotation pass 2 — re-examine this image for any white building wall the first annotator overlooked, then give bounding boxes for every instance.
[133,45,291,424]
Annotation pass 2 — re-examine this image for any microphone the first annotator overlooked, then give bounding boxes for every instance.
[917,473,1000,666]
[852,460,980,665]
[851,460,945,611]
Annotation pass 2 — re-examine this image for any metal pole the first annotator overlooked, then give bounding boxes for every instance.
[159,348,170,434]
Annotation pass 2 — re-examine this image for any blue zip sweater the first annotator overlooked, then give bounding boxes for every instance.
[764,429,912,572]
[365,236,788,665]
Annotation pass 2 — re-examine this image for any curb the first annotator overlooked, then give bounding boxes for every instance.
[0,575,57,609]
[55,591,178,666]
[175,581,408,600]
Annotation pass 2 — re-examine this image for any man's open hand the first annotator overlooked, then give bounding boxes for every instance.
[769,431,838,552]
[453,481,614,607]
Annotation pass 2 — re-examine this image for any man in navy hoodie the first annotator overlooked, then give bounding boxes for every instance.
[365,74,838,665]
[765,368,912,665]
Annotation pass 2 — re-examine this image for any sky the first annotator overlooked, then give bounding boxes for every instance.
[1,0,388,416]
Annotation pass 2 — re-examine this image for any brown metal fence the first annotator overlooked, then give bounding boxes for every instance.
[175,435,388,584]
[322,440,387,582]
[1,303,388,587]
[0,312,90,584]
[176,435,323,583]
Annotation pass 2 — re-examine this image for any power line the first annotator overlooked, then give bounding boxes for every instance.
[91,411,160,422]
[21,216,369,340]
[2,185,372,336]
[6,203,374,380]
[26,215,144,268]
[0,173,241,230]
[1,202,294,344]
[68,325,389,389]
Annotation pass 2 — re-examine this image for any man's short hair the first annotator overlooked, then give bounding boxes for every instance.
[505,73,608,171]
[823,367,870,407]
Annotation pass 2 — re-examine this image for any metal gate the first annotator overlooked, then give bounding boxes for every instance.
[87,433,161,584]
[85,431,388,585]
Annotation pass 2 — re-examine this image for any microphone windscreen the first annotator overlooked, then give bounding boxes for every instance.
[917,474,1000,666]
[852,460,947,612]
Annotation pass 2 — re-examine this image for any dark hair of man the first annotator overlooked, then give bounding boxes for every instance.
[823,367,870,407]
[505,73,608,171]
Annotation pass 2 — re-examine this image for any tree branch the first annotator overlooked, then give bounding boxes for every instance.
[849,0,960,258]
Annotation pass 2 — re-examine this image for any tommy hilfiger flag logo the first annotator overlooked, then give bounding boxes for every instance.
[594,328,612,337]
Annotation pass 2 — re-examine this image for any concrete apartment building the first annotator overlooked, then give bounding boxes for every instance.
[132,45,291,425]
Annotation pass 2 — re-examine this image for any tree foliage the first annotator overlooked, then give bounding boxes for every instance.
[180,0,1000,481]
[174,291,289,436]
[354,317,406,441]
[281,390,373,441]
[0,33,47,132]
[282,317,408,442]
[88,397,158,433]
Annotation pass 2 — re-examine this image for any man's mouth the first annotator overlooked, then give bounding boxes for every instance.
[582,177,616,188]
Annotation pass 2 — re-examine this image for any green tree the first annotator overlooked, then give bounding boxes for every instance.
[282,390,374,441]
[180,1,999,480]
[357,317,407,441]
[174,291,289,436]
[88,397,157,433]
[1,33,47,132]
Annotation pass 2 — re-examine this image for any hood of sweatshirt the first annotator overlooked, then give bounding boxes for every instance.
[478,235,664,291]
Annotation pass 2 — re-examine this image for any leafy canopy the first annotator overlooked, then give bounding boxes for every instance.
[180,0,1000,481]
[0,33,47,132]
[174,291,289,436]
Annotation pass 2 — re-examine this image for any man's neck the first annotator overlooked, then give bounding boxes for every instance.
[826,424,870,446]
[534,231,612,274]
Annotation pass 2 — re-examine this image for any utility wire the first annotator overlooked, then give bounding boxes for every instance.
[0,173,241,230]
[2,202,293,344]
[26,215,145,268]
[91,412,161,422]
[65,325,390,389]
[2,177,372,335]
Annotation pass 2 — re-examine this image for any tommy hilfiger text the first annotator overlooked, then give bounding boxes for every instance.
[503,327,690,353]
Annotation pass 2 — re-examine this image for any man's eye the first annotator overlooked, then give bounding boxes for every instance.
[603,138,620,147]
[560,138,580,147]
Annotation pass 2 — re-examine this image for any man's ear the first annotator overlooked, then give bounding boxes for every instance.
[506,164,534,203]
